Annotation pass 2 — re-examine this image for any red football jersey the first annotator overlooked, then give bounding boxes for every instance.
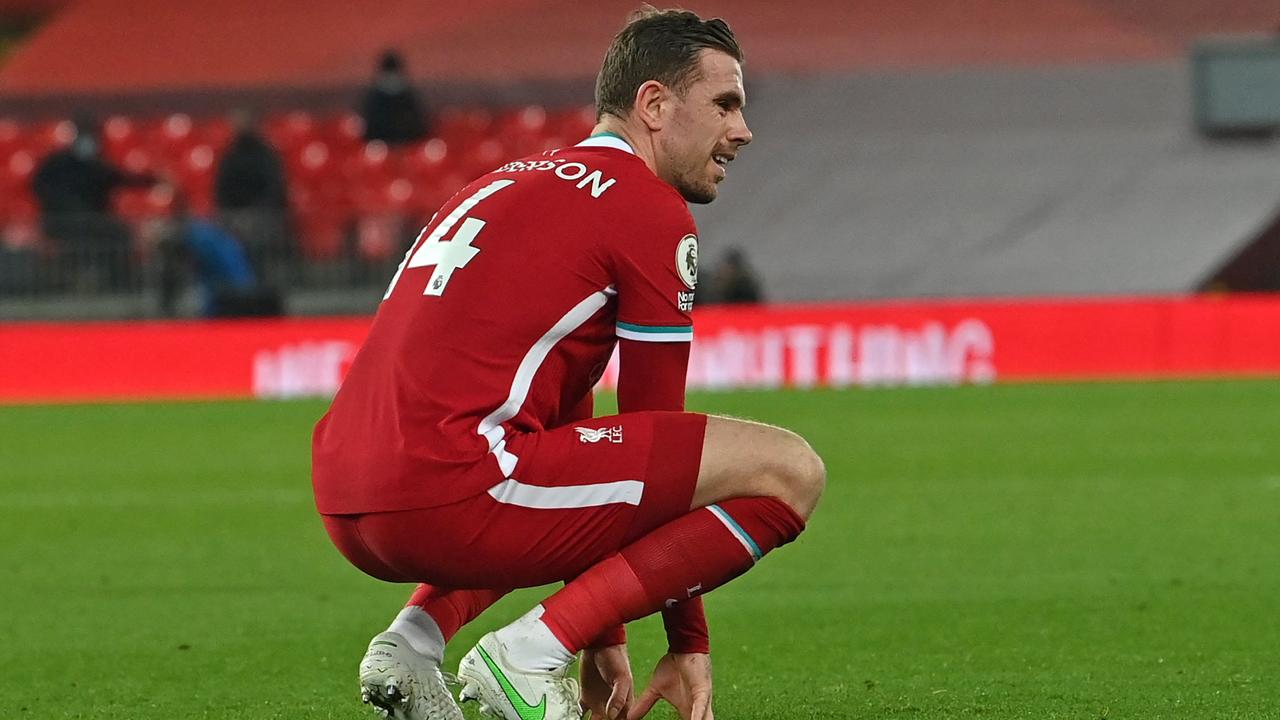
[313,135,699,514]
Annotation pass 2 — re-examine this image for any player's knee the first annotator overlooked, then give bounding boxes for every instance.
[782,435,825,520]
[697,417,825,518]
[759,429,825,521]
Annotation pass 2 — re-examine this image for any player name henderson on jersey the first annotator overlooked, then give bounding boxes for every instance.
[494,155,618,199]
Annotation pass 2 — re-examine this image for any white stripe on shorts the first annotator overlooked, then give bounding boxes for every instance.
[487,477,644,509]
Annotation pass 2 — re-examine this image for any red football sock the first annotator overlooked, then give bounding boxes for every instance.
[406,584,506,641]
[540,496,805,653]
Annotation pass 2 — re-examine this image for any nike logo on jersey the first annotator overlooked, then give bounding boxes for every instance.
[575,426,623,444]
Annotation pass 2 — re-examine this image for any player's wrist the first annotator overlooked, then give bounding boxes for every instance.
[661,598,709,654]
[667,639,711,655]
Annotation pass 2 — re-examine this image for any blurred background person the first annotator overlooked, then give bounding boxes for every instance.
[30,114,159,292]
[159,190,283,319]
[360,49,430,145]
[707,247,764,304]
[214,109,294,289]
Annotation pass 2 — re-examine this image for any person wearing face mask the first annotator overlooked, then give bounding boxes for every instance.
[31,115,160,292]
[215,109,294,289]
[360,50,431,145]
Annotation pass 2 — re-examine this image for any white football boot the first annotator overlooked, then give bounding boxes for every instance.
[457,631,582,720]
[358,631,464,720]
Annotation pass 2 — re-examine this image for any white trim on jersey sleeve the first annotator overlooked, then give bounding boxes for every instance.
[476,285,618,478]
[487,477,644,509]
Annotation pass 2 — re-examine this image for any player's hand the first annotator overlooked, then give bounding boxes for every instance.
[580,643,635,720]
[628,652,713,720]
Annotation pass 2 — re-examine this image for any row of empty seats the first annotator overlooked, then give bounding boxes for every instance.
[0,105,599,258]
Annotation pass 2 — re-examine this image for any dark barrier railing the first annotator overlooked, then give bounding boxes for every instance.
[0,209,406,319]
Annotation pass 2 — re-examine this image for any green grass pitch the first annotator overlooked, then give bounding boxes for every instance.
[1,380,1278,719]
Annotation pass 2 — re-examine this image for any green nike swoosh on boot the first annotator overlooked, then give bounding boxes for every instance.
[476,644,548,720]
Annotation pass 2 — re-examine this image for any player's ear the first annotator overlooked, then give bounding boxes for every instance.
[633,80,667,132]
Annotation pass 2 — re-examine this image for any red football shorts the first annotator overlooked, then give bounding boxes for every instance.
[322,411,708,589]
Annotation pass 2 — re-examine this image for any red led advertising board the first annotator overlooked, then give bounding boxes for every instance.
[2,295,1277,404]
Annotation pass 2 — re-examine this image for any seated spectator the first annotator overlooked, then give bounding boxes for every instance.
[214,110,294,285]
[31,115,159,291]
[361,50,430,144]
[707,247,765,304]
[159,191,282,318]
[183,215,282,318]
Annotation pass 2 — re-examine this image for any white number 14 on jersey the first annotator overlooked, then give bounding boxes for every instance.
[383,178,515,299]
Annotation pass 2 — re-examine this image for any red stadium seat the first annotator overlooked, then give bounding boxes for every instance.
[297,212,346,260]
[0,224,40,251]
[161,113,194,141]
[437,107,493,146]
[385,177,414,210]
[348,140,391,174]
[287,139,336,187]
[102,115,138,155]
[153,113,198,161]
[199,115,236,152]
[0,104,607,258]
[355,213,400,261]
[459,138,505,179]
[182,143,217,176]
[340,141,401,211]
[3,149,37,192]
[114,180,175,226]
[321,111,364,151]
[0,198,40,251]
[351,173,397,215]
[539,134,568,153]
[0,184,14,225]
[120,146,158,175]
[403,138,451,182]
[497,105,548,135]
[551,105,597,144]
[264,111,319,154]
[0,118,24,156]
[178,144,218,216]
[113,188,150,223]
[28,118,76,156]
[413,171,468,221]
[497,105,552,157]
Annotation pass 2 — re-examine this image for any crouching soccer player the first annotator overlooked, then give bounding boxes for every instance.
[311,8,824,720]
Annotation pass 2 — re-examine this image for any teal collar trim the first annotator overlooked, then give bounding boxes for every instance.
[576,132,635,155]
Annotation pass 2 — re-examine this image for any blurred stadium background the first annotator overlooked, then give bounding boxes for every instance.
[3,2,1280,719]
[3,0,1280,318]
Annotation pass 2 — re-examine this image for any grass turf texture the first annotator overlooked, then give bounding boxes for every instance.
[1,380,1277,719]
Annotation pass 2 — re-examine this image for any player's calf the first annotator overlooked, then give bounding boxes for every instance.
[525,491,807,661]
